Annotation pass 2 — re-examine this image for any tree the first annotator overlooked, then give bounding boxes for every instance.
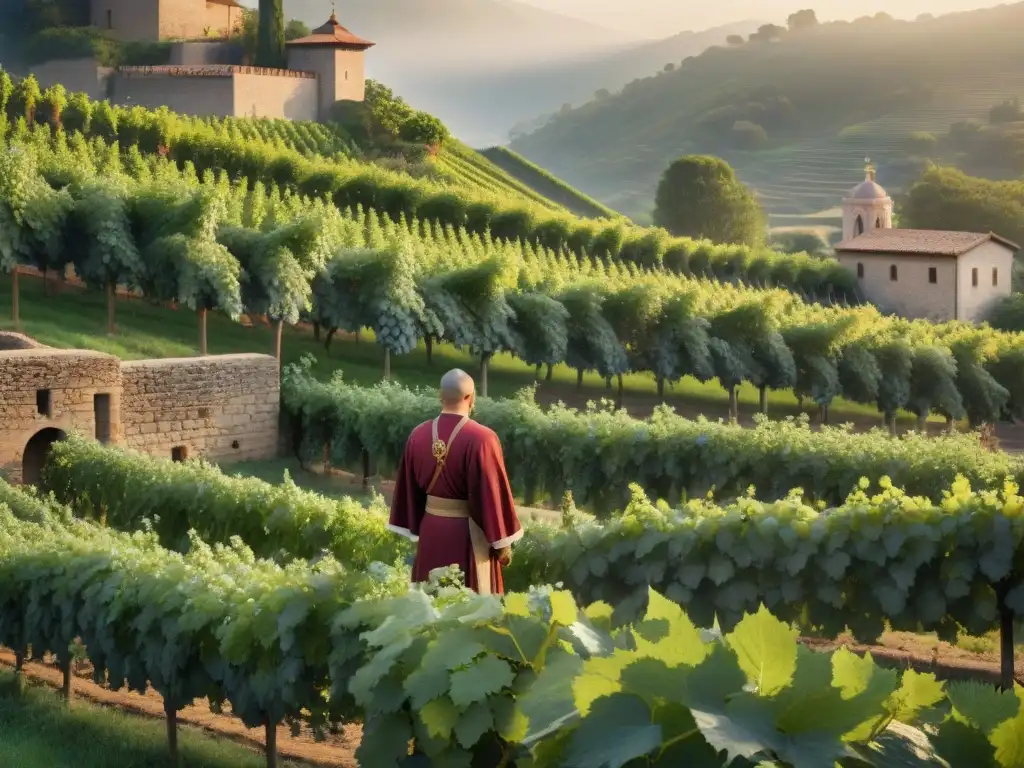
[284,19,310,40]
[749,24,786,43]
[398,112,449,148]
[256,0,285,69]
[652,155,764,246]
[726,35,744,46]
[662,63,675,73]
[40,83,67,129]
[10,75,41,126]
[787,9,819,31]
[989,98,1022,125]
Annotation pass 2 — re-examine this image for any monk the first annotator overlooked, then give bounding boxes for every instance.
[388,369,523,594]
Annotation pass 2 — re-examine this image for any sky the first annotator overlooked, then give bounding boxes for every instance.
[518,0,1003,39]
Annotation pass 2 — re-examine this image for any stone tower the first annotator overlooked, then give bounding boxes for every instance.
[286,11,375,119]
[842,160,894,242]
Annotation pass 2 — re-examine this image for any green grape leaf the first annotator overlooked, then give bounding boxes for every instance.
[932,718,997,768]
[830,648,900,741]
[550,590,579,627]
[492,693,531,743]
[519,648,584,743]
[692,694,778,764]
[405,663,452,709]
[563,693,662,768]
[886,670,946,724]
[449,656,515,708]
[991,687,1024,768]
[420,696,460,740]
[726,604,798,696]
[574,651,639,716]
[356,712,414,767]
[633,588,708,666]
[947,681,1020,735]
[454,703,494,749]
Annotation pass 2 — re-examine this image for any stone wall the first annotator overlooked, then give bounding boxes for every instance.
[233,72,319,120]
[91,0,161,40]
[28,58,114,102]
[120,354,279,463]
[112,69,236,117]
[0,350,123,483]
[169,41,243,66]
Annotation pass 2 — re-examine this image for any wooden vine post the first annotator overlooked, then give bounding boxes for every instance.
[265,720,279,768]
[60,652,72,703]
[997,581,1015,691]
[198,308,208,355]
[165,695,179,760]
[11,267,20,330]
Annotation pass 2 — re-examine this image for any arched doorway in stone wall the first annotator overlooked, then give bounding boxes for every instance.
[22,427,66,485]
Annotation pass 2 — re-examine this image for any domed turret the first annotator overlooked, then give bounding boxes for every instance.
[842,160,893,241]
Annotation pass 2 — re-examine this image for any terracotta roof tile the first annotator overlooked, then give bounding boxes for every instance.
[835,229,1019,257]
[286,13,374,49]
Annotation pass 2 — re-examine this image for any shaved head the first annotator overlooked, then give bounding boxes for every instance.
[440,369,475,409]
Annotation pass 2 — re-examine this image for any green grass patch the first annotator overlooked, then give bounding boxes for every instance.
[0,672,299,768]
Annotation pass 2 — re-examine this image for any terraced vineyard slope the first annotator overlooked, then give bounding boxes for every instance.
[511,3,1024,220]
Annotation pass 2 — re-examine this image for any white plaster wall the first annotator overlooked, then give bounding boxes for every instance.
[955,242,1015,322]
[838,252,957,321]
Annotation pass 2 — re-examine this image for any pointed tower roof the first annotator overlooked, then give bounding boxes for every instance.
[286,11,374,50]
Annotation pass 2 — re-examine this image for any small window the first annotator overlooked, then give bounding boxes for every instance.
[94,394,111,443]
[856,262,864,278]
[928,267,937,284]
[171,446,188,462]
[890,264,898,281]
[972,267,979,287]
[36,389,51,417]
[854,215,864,236]
[106,9,112,28]
[993,267,999,286]
[875,217,882,228]
[345,70,349,81]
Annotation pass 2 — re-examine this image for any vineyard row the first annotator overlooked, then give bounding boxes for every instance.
[6,440,1024,765]
[6,133,1024,431]
[0,75,861,301]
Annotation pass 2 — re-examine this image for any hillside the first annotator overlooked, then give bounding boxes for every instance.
[510,3,1024,221]
[275,0,751,144]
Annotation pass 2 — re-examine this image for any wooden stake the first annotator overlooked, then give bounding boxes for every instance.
[165,697,179,760]
[273,318,284,362]
[107,281,116,335]
[11,268,20,330]
[266,721,278,768]
[198,308,208,355]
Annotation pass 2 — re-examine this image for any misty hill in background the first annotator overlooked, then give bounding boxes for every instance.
[510,3,1024,222]
[274,0,752,145]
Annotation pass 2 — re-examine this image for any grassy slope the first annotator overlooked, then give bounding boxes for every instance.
[477,146,619,219]
[509,3,1024,219]
[0,272,923,427]
[436,140,618,219]
[0,674,301,768]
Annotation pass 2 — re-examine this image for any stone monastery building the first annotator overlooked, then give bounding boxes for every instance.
[0,333,279,485]
[834,165,1017,323]
[32,2,374,122]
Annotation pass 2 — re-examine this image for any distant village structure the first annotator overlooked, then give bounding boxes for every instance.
[31,1,374,121]
[834,164,1017,322]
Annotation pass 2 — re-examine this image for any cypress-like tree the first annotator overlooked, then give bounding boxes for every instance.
[256,0,286,69]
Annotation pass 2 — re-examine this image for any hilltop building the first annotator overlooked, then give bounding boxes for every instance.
[30,7,374,122]
[0,332,279,485]
[834,165,1017,322]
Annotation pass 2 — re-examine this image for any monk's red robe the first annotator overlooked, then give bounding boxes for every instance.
[388,413,523,594]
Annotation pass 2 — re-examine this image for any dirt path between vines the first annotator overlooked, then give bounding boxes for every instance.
[0,650,359,767]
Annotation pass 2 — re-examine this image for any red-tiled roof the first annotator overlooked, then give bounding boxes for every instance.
[835,229,1019,257]
[286,13,374,49]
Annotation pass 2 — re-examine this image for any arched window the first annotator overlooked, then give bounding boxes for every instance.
[854,215,864,236]
[875,217,881,229]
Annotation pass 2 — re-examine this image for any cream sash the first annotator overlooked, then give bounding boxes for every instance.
[425,496,494,595]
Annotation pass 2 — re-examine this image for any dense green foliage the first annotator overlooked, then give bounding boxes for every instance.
[9,130,1024,432]
[40,434,408,570]
[0,71,852,293]
[281,367,1024,514]
[256,0,286,68]
[7,469,1024,766]
[653,155,764,245]
[510,3,1024,218]
[901,165,1024,260]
